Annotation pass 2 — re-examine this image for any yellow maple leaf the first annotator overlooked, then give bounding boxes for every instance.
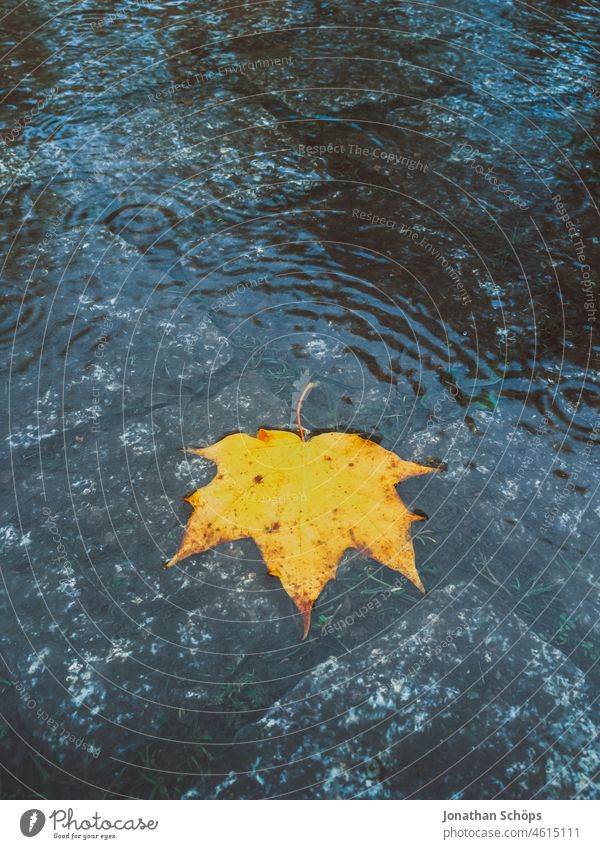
[166,427,437,637]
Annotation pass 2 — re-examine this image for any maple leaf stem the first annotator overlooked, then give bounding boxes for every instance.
[296,381,319,441]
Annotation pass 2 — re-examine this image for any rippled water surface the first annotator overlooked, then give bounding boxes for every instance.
[1,1,599,799]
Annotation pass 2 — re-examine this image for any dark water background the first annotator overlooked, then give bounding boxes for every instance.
[1,0,599,799]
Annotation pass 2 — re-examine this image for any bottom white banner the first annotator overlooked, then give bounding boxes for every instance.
[0,799,597,849]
